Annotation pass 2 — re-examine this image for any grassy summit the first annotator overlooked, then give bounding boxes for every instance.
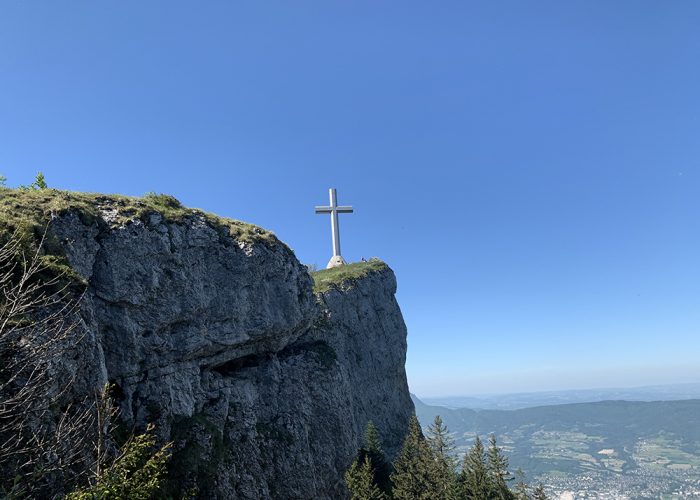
[311,259,387,293]
[0,188,280,286]
[0,188,277,245]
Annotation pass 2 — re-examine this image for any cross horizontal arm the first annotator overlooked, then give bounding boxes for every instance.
[336,206,354,213]
[315,206,333,213]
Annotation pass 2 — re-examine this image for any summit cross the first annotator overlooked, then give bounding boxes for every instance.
[315,188,354,269]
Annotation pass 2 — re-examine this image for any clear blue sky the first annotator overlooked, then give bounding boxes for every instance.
[2,1,699,396]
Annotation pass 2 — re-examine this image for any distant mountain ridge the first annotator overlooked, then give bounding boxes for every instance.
[420,382,700,410]
[412,395,700,445]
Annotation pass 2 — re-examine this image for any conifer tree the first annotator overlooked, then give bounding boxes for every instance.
[513,468,530,500]
[390,415,437,500]
[364,421,382,454]
[532,484,548,500]
[34,172,47,189]
[487,434,514,499]
[358,421,392,494]
[458,436,489,499]
[426,415,458,500]
[345,456,386,500]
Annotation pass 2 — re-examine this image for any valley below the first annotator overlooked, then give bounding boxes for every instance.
[413,395,700,499]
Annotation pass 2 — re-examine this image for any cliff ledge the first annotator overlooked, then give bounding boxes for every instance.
[1,189,413,499]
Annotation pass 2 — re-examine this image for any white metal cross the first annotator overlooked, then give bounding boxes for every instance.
[315,188,353,268]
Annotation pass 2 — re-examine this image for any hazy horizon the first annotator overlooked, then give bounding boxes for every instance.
[412,380,700,401]
[409,362,700,397]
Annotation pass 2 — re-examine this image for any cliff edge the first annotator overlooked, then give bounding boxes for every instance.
[0,189,413,498]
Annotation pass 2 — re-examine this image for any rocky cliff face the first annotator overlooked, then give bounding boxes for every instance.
[35,193,413,499]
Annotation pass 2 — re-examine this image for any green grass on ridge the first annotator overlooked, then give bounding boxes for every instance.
[0,188,279,286]
[0,188,277,245]
[311,259,387,293]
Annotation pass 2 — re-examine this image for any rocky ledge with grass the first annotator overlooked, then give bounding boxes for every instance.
[0,188,413,499]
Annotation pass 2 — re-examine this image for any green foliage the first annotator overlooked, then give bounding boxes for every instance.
[346,416,545,500]
[34,172,47,189]
[66,424,172,500]
[487,434,515,499]
[345,456,386,500]
[18,172,48,190]
[356,421,392,495]
[0,175,6,186]
[364,421,383,455]
[143,192,184,210]
[0,187,278,254]
[390,415,438,500]
[426,415,458,500]
[459,436,490,499]
[311,259,387,293]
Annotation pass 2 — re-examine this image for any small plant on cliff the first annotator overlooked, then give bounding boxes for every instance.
[18,171,48,190]
[143,192,183,210]
[0,174,6,186]
[34,172,48,189]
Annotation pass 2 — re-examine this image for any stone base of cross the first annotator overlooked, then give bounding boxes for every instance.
[326,255,347,269]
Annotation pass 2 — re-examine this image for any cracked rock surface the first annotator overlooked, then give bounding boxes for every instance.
[49,203,413,499]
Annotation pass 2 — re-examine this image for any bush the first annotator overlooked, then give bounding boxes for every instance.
[143,192,183,209]
[66,424,172,500]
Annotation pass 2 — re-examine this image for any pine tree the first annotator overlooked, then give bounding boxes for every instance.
[487,434,514,499]
[426,415,458,500]
[513,468,529,500]
[532,484,548,500]
[358,421,392,494]
[18,172,48,190]
[34,172,47,189]
[345,456,386,500]
[390,415,437,500]
[458,436,489,499]
[364,421,383,454]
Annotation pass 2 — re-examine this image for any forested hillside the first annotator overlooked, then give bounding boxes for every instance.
[413,395,700,497]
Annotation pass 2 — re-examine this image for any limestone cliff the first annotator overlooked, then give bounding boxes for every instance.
[1,190,413,498]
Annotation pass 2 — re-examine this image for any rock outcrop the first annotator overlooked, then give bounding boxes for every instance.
[15,191,413,499]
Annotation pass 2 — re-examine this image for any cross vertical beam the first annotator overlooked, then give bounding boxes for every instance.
[315,188,354,268]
